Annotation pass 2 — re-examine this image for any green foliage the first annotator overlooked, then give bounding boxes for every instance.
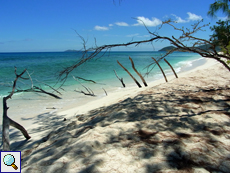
[221,41,230,54]
[210,20,230,47]
[208,1,230,47]
[208,0,230,18]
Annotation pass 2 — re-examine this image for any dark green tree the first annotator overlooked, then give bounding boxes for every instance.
[208,0,230,18]
[210,19,230,47]
[208,1,230,54]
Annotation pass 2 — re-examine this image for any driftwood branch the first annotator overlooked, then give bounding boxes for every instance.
[75,90,95,96]
[14,86,62,99]
[33,86,62,99]
[129,56,148,87]
[164,58,178,78]
[8,117,31,139]
[102,88,107,96]
[2,68,63,151]
[2,68,31,151]
[26,70,34,88]
[152,57,168,82]
[117,60,142,88]
[35,79,62,95]
[113,69,126,87]
[73,76,96,96]
[74,76,96,83]
[12,70,62,99]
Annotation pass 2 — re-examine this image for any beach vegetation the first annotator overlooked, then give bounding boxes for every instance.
[222,41,230,54]
[208,0,230,61]
[207,0,230,19]
[210,20,230,48]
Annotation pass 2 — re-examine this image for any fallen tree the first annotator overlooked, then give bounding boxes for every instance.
[1,68,62,151]
[2,68,30,151]
[58,19,230,83]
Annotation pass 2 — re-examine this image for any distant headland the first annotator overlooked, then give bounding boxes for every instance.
[158,44,221,52]
[64,49,78,52]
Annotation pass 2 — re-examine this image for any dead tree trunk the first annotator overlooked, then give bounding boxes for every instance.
[164,58,178,78]
[129,56,148,87]
[151,57,168,82]
[2,102,10,151]
[2,68,31,151]
[113,69,126,87]
[117,60,142,88]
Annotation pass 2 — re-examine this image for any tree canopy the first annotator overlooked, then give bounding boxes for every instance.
[210,20,230,47]
[208,1,230,53]
[208,0,230,18]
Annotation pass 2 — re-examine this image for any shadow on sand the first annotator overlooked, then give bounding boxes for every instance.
[2,81,230,172]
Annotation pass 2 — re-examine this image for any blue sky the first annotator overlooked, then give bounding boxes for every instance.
[0,0,227,52]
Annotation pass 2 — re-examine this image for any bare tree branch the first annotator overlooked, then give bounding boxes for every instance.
[102,87,108,96]
[164,58,178,78]
[2,68,30,151]
[129,56,148,87]
[151,57,168,82]
[35,79,62,95]
[117,60,142,88]
[114,69,126,87]
[73,76,96,96]
[12,70,62,99]
[58,20,230,83]
[74,76,96,83]
[2,68,63,150]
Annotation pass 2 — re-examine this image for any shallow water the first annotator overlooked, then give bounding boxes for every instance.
[0,51,203,96]
[0,51,205,123]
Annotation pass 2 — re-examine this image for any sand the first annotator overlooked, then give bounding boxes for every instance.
[1,58,230,172]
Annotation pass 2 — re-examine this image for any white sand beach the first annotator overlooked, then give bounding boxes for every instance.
[1,58,230,172]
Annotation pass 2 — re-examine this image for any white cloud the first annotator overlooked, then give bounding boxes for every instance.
[109,24,113,27]
[115,22,129,26]
[141,35,150,38]
[134,16,162,27]
[126,33,151,38]
[187,12,202,21]
[171,12,202,23]
[94,25,109,31]
[126,33,139,37]
[171,14,187,23]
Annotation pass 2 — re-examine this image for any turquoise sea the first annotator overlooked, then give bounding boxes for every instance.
[0,51,205,98]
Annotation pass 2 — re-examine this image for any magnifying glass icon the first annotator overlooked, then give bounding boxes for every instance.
[3,154,18,170]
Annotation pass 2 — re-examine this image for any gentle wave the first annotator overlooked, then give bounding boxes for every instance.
[0,51,203,98]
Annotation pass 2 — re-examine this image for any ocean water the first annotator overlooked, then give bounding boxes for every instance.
[0,51,206,127]
[0,51,205,98]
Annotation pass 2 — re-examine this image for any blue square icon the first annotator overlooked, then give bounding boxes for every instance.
[0,151,21,173]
